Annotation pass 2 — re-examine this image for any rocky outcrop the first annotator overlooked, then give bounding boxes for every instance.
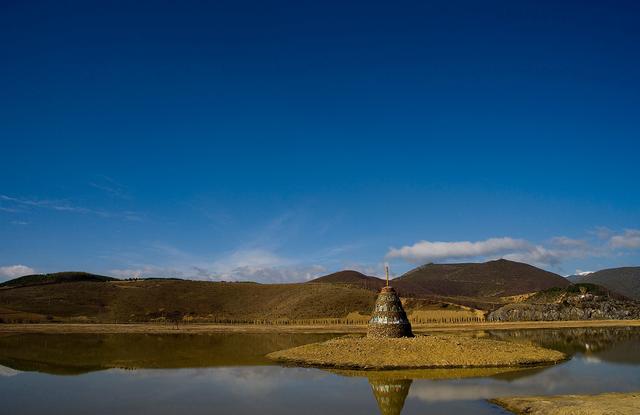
[488,291,640,322]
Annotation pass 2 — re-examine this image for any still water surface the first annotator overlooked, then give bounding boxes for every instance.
[1,327,639,414]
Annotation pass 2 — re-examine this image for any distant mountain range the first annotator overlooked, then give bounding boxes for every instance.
[567,267,640,300]
[309,259,570,298]
[0,260,637,323]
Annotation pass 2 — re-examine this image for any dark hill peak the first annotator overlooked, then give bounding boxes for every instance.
[394,259,569,298]
[309,270,385,290]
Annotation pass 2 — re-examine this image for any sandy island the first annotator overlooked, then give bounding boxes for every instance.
[491,392,640,414]
[266,335,566,370]
[0,320,639,334]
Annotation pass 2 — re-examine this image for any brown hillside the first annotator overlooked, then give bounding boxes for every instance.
[308,270,385,291]
[393,259,569,298]
[0,280,376,323]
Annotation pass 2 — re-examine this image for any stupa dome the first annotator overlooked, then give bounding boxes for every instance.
[367,286,414,338]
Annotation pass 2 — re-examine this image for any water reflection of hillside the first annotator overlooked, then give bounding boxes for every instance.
[0,332,336,375]
[487,327,640,364]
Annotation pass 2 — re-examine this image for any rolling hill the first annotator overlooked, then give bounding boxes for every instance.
[0,279,377,323]
[309,260,570,299]
[569,267,640,300]
[308,270,385,290]
[0,272,117,288]
[392,259,570,298]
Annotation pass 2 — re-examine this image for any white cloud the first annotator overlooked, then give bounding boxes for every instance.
[206,247,327,283]
[386,226,640,271]
[214,264,326,283]
[110,248,327,283]
[0,264,35,281]
[590,226,614,240]
[386,233,609,270]
[503,245,564,266]
[609,229,640,249]
[386,237,529,263]
[212,248,288,272]
[550,236,588,248]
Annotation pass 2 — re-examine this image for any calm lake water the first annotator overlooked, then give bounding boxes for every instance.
[1,327,639,414]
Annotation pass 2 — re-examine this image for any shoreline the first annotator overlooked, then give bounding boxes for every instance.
[1,319,639,334]
[491,391,640,414]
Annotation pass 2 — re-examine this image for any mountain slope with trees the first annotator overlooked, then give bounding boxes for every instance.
[569,267,640,300]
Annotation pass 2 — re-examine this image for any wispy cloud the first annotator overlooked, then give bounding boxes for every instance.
[0,264,35,281]
[0,194,142,221]
[89,175,131,200]
[110,210,334,283]
[1,194,91,213]
[0,206,20,213]
[9,220,29,225]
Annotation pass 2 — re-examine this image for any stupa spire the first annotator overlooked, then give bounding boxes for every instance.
[385,264,389,287]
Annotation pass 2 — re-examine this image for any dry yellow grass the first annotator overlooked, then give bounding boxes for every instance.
[0,306,48,323]
[408,309,484,323]
[500,292,537,303]
[267,334,567,370]
[491,392,640,415]
[0,280,377,323]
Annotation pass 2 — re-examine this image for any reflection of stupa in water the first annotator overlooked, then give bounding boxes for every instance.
[369,377,412,415]
[367,266,414,338]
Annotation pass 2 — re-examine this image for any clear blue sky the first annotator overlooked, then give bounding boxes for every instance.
[1,0,639,282]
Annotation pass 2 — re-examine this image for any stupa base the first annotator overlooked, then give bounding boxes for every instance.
[367,323,414,338]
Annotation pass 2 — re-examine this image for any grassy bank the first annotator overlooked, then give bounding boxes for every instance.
[491,392,640,414]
